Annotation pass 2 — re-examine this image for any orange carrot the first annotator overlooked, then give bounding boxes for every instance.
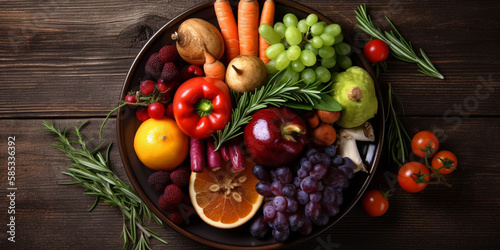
[204,51,226,81]
[238,0,259,57]
[259,0,275,65]
[214,0,240,63]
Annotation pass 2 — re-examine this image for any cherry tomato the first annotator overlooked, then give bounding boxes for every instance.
[411,131,439,158]
[431,150,457,175]
[363,39,390,63]
[147,102,165,119]
[165,104,174,119]
[156,78,170,93]
[181,64,204,80]
[125,94,137,107]
[362,189,389,217]
[187,64,204,77]
[140,80,155,95]
[136,108,150,122]
[398,162,430,193]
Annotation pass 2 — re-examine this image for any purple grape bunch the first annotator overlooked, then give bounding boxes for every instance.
[250,145,355,241]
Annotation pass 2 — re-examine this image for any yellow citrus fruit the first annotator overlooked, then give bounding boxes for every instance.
[189,158,263,229]
[134,117,188,171]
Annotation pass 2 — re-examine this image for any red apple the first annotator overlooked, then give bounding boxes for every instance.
[244,107,307,167]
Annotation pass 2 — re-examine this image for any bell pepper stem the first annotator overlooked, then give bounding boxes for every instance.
[194,98,213,117]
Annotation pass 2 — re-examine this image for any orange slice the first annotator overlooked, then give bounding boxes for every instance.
[189,158,263,229]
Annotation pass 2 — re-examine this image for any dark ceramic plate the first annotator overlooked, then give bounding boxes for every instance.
[117,0,384,249]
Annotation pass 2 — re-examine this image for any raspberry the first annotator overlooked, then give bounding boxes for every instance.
[158,194,177,211]
[170,169,190,187]
[159,45,180,63]
[145,53,164,79]
[168,210,184,225]
[147,171,171,192]
[161,62,179,82]
[163,184,183,207]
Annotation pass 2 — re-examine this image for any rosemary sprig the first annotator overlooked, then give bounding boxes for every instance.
[355,4,444,79]
[42,120,167,250]
[212,71,326,150]
[385,83,411,167]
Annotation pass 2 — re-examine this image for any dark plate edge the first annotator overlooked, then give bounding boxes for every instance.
[116,0,385,249]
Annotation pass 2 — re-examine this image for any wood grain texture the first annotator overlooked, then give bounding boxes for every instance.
[1,116,498,249]
[0,0,498,118]
[0,0,499,249]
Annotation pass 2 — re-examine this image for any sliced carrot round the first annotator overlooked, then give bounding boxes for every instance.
[189,158,263,229]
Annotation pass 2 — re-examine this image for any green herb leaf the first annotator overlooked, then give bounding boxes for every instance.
[282,101,313,110]
[355,4,444,79]
[385,84,411,167]
[42,121,167,249]
[312,93,342,111]
[212,70,327,150]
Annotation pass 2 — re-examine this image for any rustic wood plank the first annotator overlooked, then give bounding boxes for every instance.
[0,0,208,118]
[1,0,499,249]
[0,116,498,249]
[301,116,500,249]
[0,0,499,118]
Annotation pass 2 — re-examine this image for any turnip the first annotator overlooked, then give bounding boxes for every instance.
[171,18,224,65]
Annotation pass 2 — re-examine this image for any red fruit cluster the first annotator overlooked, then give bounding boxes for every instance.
[147,166,193,225]
[125,44,204,122]
[147,170,170,192]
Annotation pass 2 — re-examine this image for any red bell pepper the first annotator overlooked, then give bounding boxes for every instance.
[173,77,232,139]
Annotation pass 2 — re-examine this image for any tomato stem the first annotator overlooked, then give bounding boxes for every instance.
[382,189,393,199]
[411,169,430,184]
[422,151,453,187]
[419,140,437,157]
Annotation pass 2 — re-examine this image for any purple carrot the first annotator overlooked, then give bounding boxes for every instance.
[206,138,222,170]
[229,140,245,172]
[220,144,231,162]
[190,137,205,172]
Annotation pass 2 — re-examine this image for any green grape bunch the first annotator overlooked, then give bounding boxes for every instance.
[258,13,353,84]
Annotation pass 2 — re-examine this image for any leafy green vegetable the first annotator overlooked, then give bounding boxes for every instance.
[282,101,314,111]
[312,93,342,111]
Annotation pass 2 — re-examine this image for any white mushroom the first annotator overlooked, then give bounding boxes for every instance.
[335,122,375,173]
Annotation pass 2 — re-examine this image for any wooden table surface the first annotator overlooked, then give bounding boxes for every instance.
[1,0,499,249]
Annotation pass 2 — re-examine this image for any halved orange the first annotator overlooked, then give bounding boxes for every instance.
[189,158,263,229]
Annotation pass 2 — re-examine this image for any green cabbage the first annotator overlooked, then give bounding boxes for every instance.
[332,66,378,128]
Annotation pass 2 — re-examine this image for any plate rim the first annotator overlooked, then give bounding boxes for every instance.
[117,0,384,249]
